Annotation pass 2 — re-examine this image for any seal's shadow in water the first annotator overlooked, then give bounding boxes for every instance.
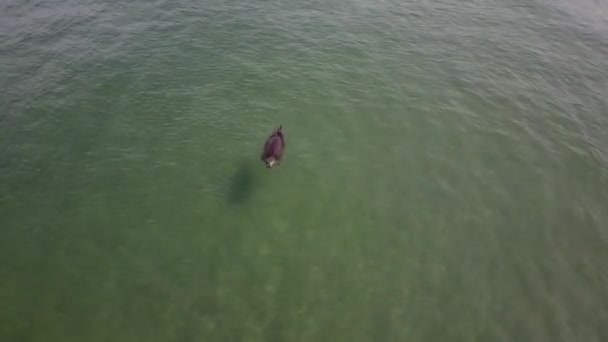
[227,160,258,205]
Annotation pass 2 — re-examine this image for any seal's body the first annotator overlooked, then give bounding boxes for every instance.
[261,126,285,168]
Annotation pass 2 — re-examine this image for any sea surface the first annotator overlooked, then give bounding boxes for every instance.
[1,0,608,341]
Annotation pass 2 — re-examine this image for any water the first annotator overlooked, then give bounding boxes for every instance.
[1,0,607,340]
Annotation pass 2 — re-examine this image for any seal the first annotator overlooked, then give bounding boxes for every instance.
[260,125,285,168]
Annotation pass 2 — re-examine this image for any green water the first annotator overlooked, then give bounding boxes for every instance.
[1,0,608,340]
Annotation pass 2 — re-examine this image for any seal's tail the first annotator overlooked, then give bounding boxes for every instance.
[275,125,284,141]
[274,125,283,135]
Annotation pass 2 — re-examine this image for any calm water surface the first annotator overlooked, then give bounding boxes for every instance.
[1,0,607,341]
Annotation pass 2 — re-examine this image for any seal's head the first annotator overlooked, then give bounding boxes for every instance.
[264,157,277,168]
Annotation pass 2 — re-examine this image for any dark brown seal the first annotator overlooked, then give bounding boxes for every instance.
[260,125,285,168]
